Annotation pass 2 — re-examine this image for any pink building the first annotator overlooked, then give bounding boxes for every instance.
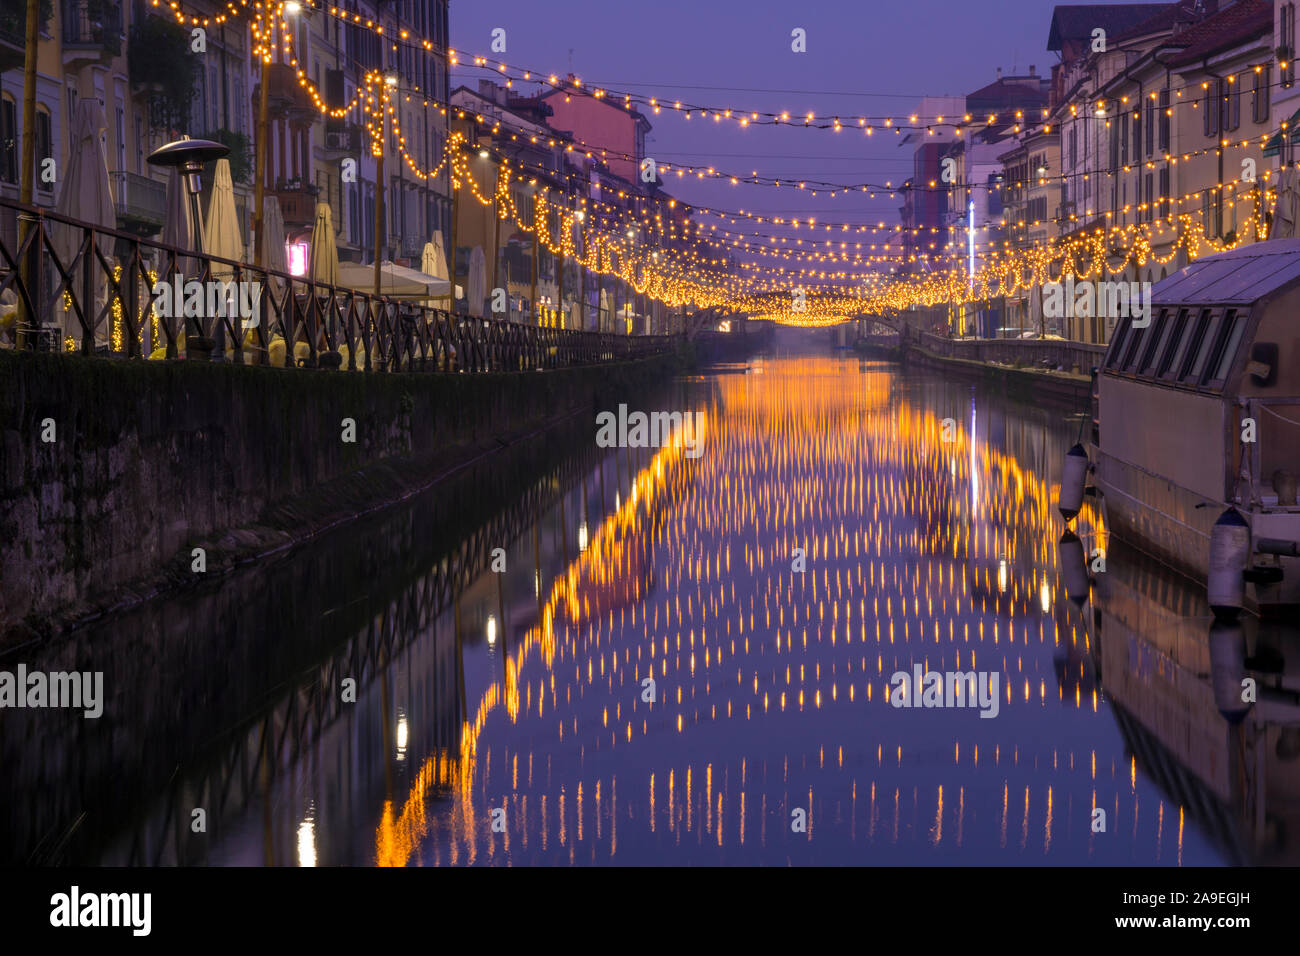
[541,77,651,183]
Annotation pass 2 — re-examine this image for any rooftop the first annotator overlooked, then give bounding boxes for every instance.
[1152,239,1300,306]
[1047,3,1175,50]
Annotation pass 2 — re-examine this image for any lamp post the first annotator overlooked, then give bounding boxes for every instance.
[147,136,231,358]
[374,70,399,298]
[16,0,39,348]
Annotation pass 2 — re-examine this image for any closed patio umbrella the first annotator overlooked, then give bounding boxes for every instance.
[204,158,245,354]
[55,99,116,348]
[262,194,287,277]
[467,245,486,317]
[302,201,339,363]
[420,238,449,310]
[308,201,338,287]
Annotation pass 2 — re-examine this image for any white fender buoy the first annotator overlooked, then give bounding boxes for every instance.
[1208,507,1250,620]
[1208,620,1250,724]
[1058,443,1089,520]
[1058,530,1089,606]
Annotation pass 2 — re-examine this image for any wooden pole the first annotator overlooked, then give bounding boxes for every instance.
[373,87,387,298]
[16,0,39,348]
[530,191,538,326]
[491,163,501,308]
[557,181,566,330]
[253,37,270,268]
[578,216,586,331]
[448,153,459,311]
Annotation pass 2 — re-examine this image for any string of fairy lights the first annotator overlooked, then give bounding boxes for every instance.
[149,0,1299,324]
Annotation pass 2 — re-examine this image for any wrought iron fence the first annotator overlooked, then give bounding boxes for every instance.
[909,327,1106,373]
[0,195,674,372]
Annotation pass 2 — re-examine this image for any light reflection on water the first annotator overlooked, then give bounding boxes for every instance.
[366,356,1137,865]
[11,356,1298,866]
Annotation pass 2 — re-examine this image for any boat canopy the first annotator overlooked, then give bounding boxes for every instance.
[1152,239,1300,307]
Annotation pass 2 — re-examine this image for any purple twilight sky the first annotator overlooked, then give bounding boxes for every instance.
[447,0,1059,258]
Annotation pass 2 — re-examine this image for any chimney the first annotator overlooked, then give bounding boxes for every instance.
[996,67,1002,79]
[1029,64,1036,76]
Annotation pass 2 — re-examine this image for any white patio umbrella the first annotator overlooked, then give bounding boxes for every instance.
[308,201,338,287]
[205,159,244,273]
[262,195,287,275]
[420,238,448,309]
[55,99,116,347]
[467,245,486,317]
[204,158,245,354]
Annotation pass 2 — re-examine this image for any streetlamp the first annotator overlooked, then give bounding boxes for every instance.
[147,136,231,358]
[374,69,399,298]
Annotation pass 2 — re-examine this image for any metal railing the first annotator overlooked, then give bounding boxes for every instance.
[62,0,122,54]
[109,169,167,228]
[0,195,674,371]
[909,327,1106,373]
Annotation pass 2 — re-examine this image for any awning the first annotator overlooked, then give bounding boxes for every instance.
[336,260,452,299]
[1264,130,1283,157]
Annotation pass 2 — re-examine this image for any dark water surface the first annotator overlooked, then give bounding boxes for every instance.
[5,355,1298,866]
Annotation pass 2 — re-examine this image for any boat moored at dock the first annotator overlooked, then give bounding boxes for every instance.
[1084,240,1300,617]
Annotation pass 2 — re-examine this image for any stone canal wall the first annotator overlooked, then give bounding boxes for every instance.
[0,348,682,637]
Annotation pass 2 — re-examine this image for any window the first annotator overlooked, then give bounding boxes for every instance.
[1150,307,1182,374]
[1106,315,1132,368]
[1144,172,1153,222]
[1158,89,1170,151]
[1162,310,1196,379]
[1183,309,1223,382]
[1228,77,1240,132]
[232,75,244,134]
[0,96,15,185]
[1285,4,1296,89]
[1158,167,1170,220]
[34,109,52,193]
[1122,317,1148,370]
[1121,113,1129,165]
[1204,80,1220,137]
[1138,309,1169,372]
[1145,98,1154,156]
[1207,309,1247,386]
[115,105,125,171]
[209,64,220,131]
[1252,67,1270,124]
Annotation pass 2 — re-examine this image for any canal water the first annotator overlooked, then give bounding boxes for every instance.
[5,354,1297,866]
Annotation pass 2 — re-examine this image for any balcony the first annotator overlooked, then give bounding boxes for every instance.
[321,120,360,157]
[0,0,45,71]
[110,169,166,236]
[264,62,316,120]
[274,179,320,229]
[62,0,122,66]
